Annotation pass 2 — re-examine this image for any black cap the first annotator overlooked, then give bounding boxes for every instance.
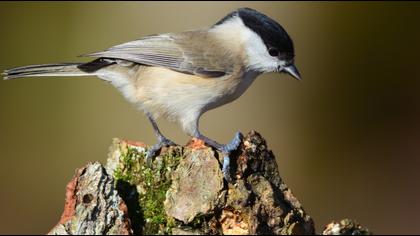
[216,8,295,61]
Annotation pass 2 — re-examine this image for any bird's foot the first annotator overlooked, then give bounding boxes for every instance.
[146,137,176,167]
[198,131,243,182]
[220,132,243,182]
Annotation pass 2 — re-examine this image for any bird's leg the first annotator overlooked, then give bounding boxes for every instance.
[145,114,176,167]
[196,131,243,182]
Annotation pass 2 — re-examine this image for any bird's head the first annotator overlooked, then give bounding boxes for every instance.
[214,8,301,80]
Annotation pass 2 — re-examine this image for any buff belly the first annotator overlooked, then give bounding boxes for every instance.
[98,65,258,135]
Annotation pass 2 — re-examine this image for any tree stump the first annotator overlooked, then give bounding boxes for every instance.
[48,131,371,235]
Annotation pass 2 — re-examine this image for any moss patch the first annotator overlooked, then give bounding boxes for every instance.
[113,143,182,235]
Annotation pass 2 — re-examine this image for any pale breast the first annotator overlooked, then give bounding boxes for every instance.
[203,70,260,112]
[131,66,258,133]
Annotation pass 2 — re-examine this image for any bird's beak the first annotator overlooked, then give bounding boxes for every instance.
[283,64,301,80]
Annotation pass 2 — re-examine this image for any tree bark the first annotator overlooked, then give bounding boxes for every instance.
[48,130,371,235]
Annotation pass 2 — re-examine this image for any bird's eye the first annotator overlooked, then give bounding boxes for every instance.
[268,48,279,57]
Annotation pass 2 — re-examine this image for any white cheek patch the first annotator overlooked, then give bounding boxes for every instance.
[211,16,280,73]
[210,16,280,72]
[242,31,280,72]
[233,18,280,72]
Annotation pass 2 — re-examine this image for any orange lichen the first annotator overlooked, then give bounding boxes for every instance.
[186,138,207,150]
[123,139,146,148]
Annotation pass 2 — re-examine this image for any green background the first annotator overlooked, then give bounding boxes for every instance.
[1,1,420,234]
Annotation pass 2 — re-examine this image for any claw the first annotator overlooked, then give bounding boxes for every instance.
[222,155,232,182]
[145,147,158,168]
[145,138,176,168]
[193,131,244,181]
[219,131,243,182]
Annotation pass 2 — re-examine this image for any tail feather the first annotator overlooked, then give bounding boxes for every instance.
[2,63,89,80]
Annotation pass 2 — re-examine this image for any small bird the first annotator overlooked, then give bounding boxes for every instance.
[3,7,300,181]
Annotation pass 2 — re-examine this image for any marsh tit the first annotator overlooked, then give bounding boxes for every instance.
[3,7,300,181]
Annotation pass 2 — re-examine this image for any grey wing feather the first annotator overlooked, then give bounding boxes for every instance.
[82,32,231,78]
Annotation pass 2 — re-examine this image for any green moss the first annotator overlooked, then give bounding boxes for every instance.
[113,143,182,235]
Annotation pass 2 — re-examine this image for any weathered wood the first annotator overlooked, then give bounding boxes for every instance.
[49,131,371,235]
[48,162,132,235]
[323,219,371,235]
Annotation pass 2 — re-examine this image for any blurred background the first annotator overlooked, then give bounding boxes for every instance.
[0,1,419,234]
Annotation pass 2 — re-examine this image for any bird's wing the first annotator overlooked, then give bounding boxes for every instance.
[82,31,234,78]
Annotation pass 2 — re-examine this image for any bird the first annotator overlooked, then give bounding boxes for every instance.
[2,7,300,181]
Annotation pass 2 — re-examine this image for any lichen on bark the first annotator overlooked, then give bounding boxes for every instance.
[108,139,182,234]
[48,162,132,235]
[50,131,372,235]
[105,131,316,235]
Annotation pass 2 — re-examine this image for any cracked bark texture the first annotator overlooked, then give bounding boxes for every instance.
[49,130,371,235]
[48,162,132,235]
